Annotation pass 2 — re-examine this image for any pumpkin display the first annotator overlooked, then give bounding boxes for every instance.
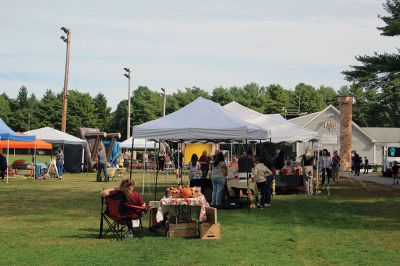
[181,187,192,198]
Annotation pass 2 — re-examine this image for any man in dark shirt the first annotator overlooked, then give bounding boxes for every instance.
[173,149,184,180]
[158,152,166,171]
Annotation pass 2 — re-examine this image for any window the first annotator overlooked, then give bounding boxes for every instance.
[388,147,400,157]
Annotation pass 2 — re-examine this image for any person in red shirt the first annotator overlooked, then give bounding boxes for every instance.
[101,179,146,237]
[199,150,211,179]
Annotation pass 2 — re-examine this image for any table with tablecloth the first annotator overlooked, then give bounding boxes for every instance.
[156,195,210,223]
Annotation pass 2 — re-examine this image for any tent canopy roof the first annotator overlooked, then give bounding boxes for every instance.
[223,101,319,143]
[0,132,52,149]
[132,97,271,141]
[0,118,35,142]
[24,127,85,146]
[119,138,158,149]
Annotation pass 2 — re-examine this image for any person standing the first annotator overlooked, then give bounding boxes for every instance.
[352,151,362,176]
[123,150,131,168]
[253,155,273,207]
[188,153,199,181]
[56,149,64,179]
[319,149,332,188]
[199,150,210,179]
[158,152,166,171]
[363,156,369,174]
[97,146,109,182]
[0,152,7,180]
[301,146,315,195]
[392,161,399,185]
[173,148,184,181]
[331,151,341,183]
[211,152,227,206]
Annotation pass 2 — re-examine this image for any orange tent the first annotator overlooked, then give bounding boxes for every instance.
[0,133,52,149]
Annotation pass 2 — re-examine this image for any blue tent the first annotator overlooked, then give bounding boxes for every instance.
[0,118,35,142]
[0,118,35,183]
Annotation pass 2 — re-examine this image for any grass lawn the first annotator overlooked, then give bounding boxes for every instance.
[1,172,399,266]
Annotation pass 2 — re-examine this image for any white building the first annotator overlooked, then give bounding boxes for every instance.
[290,105,400,165]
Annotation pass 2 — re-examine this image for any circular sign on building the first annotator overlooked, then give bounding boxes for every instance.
[324,120,336,131]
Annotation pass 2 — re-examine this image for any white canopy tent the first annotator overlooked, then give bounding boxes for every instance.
[119,138,157,150]
[24,127,86,146]
[132,97,271,141]
[131,97,271,200]
[24,127,86,172]
[223,101,319,143]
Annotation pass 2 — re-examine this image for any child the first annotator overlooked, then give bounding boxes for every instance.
[253,156,273,208]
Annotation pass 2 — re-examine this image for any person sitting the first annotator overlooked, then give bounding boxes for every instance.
[101,179,146,238]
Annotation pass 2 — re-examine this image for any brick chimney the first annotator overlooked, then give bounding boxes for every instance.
[337,96,353,171]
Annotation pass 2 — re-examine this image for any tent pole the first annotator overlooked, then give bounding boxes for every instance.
[34,140,37,179]
[144,142,149,194]
[129,137,134,181]
[246,139,250,211]
[154,140,161,200]
[6,139,9,184]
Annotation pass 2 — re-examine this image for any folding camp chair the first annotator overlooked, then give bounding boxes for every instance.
[99,190,146,240]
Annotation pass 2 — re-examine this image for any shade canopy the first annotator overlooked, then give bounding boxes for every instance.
[119,138,157,150]
[0,133,52,149]
[24,127,85,146]
[132,97,271,141]
[223,101,319,143]
[0,118,35,142]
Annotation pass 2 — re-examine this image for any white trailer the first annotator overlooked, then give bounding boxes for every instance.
[382,143,400,176]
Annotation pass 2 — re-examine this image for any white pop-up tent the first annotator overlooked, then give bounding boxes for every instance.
[223,101,319,143]
[131,97,271,200]
[24,127,86,172]
[24,127,86,145]
[132,97,271,141]
[119,138,157,150]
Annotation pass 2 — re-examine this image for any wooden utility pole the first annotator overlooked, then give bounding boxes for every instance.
[61,28,71,132]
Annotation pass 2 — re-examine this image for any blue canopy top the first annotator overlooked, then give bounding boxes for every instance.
[0,118,35,142]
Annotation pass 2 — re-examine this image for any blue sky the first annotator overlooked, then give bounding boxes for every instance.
[0,0,396,110]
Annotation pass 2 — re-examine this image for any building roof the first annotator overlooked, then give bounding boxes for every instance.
[289,104,376,142]
[362,127,400,143]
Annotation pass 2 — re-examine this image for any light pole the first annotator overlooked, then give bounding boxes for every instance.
[161,88,166,117]
[123,68,132,138]
[296,96,301,113]
[60,27,71,132]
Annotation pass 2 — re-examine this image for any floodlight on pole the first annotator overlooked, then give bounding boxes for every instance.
[60,26,71,132]
[161,88,166,117]
[123,68,132,138]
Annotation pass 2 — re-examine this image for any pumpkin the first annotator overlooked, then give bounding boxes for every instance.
[181,187,192,198]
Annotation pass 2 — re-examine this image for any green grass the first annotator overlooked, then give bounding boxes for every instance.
[1,172,399,266]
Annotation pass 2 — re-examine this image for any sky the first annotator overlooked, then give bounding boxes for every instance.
[0,0,396,110]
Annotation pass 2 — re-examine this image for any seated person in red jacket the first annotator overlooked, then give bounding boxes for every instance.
[102,179,146,236]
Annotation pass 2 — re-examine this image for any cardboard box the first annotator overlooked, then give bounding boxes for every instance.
[205,206,217,223]
[148,207,158,227]
[167,222,198,238]
[199,223,221,240]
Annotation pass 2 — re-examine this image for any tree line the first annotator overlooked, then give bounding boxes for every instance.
[0,80,397,141]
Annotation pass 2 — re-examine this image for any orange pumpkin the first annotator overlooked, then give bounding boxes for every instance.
[181,187,192,198]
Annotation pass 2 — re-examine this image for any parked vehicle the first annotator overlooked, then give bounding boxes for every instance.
[382,143,400,176]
